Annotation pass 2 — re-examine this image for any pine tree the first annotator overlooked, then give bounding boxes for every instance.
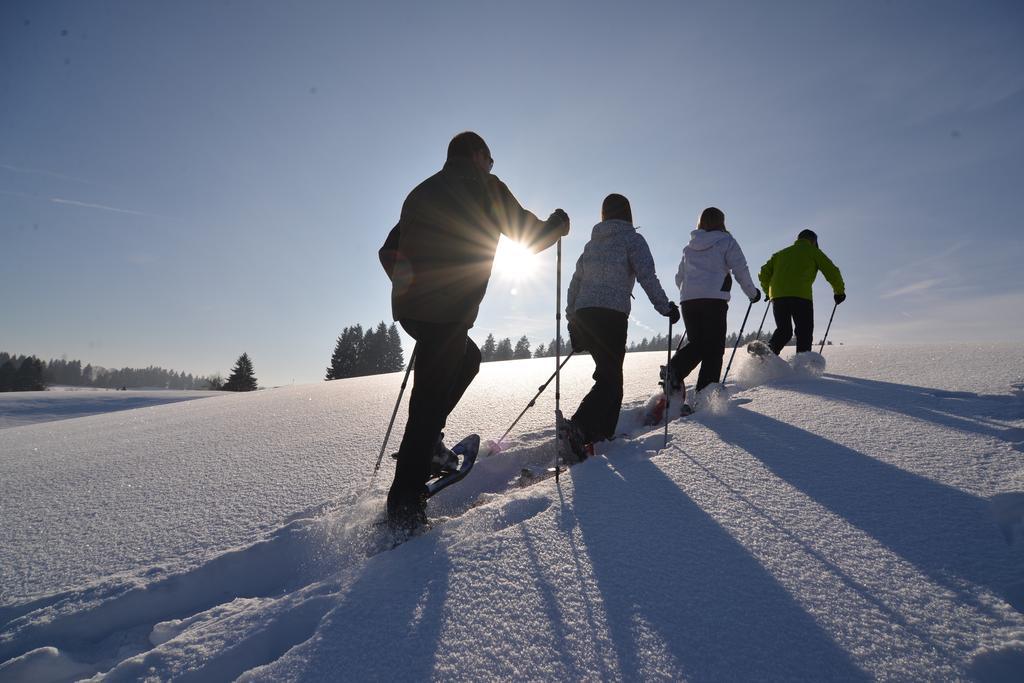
[223,353,258,391]
[383,323,405,372]
[14,356,46,391]
[0,360,15,392]
[513,335,532,359]
[533,342,547,358]
[326,325,364,379]
[481,334,497,362]
[360,322,390,375]
[495,337,514,361]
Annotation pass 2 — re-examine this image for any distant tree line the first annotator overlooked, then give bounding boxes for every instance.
[472,328,788,361]
[0,352,219,392]
[326,322,405,379]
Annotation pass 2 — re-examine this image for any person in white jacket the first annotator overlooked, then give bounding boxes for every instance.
[667,207,760,396]
[562,193,679,460]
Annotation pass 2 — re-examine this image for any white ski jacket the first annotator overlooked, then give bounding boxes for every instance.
[675,229,759,302]
[567,219,672,317]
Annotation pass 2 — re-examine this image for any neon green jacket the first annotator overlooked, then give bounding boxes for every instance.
[758,239,844,301]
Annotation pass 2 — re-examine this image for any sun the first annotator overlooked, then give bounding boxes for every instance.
[492,237,539,281]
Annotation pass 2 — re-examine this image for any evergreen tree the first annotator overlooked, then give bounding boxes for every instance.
[533,342,547,358]
[0,360,15,392]
[223,353,258,391]
[206,373,224,390]
[481,334,497,362]
[360,322,390,375]
[495,337,514,361]
[14,356,46,391]
[326,326,363,379]
[383,323,405,372]
[513,335,532,360]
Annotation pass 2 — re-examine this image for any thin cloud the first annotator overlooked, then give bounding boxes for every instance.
[49,196,162,218]
[881,278,943,299]
[1,188,167,220]
[629,315,658,334]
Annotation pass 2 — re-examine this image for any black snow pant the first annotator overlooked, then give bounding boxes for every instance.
[769,297,814,354]
[570,307,628,444]
[388,319,481,508]
[668,298,728,393]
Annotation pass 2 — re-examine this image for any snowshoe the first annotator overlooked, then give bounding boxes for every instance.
[425,434,480,498]
[430,432,460,478]
[746,340,772,358]
[556,410,588,465]
[389,432,461,478]
[643,367,687,426]
[659,364,683,394]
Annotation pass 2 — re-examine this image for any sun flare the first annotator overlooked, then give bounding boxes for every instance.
[492,238,539,280]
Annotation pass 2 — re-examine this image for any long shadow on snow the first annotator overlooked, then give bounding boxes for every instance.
[570,448,869,680]
[791,374,1024,450]
[708,406,1024,614]
[0,395,208,423]
[254,529,452,680]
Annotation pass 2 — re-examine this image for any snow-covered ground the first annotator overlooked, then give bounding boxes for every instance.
[0,390,222,430]
[1,344,1023,681]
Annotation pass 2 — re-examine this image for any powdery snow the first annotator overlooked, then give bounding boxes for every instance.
[1,344,1023,681]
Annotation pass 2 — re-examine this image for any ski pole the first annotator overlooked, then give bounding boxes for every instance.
[664,319,672,449]
[371,345,417,480]
[755,300,770,340]
[554,237,562,482]
[721,299,753,385]
[818,302,838,354]
[675,329,687,352]
[498,351,575,445]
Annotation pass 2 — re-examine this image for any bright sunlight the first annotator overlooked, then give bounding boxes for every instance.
[492,237,539,282]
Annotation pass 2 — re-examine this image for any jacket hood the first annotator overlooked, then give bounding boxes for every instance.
[687,228,731,251]
[591,219,636,240]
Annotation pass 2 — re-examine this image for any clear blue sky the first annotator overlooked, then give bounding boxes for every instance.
[3,1,1022,386]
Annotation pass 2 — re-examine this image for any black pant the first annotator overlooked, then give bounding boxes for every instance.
[388,319,481,505]
[769,297,814,353]
[669,299,728,392]
[570,307,628,443]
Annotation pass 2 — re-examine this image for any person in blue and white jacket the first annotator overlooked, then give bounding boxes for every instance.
[667,207,760,397]
[562,193,679,460]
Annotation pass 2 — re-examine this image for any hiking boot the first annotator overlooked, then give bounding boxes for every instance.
[659,364,683,394]
[386,487,429,536]
[556,411,589,465]
[430,432,459,478]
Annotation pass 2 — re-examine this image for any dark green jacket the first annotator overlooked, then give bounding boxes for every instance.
[381,158,563,325]
[758,238,845,301]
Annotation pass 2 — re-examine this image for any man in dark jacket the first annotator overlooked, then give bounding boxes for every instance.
[379,131,570,532]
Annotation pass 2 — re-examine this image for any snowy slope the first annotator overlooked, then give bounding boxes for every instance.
[1,345,1023,681]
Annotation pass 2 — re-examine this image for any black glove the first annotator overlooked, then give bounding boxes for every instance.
[665,302,680,325]
[550,208,570,235]
[750,289,761,304]
[834,293,846,304]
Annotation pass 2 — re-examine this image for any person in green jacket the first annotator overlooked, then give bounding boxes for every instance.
[758,229,845,355]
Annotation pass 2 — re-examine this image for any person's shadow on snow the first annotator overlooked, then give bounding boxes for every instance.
[790,373,1024,451]
[568,448,870,680]
[277,532,451,680]
[705,405,1024,619]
